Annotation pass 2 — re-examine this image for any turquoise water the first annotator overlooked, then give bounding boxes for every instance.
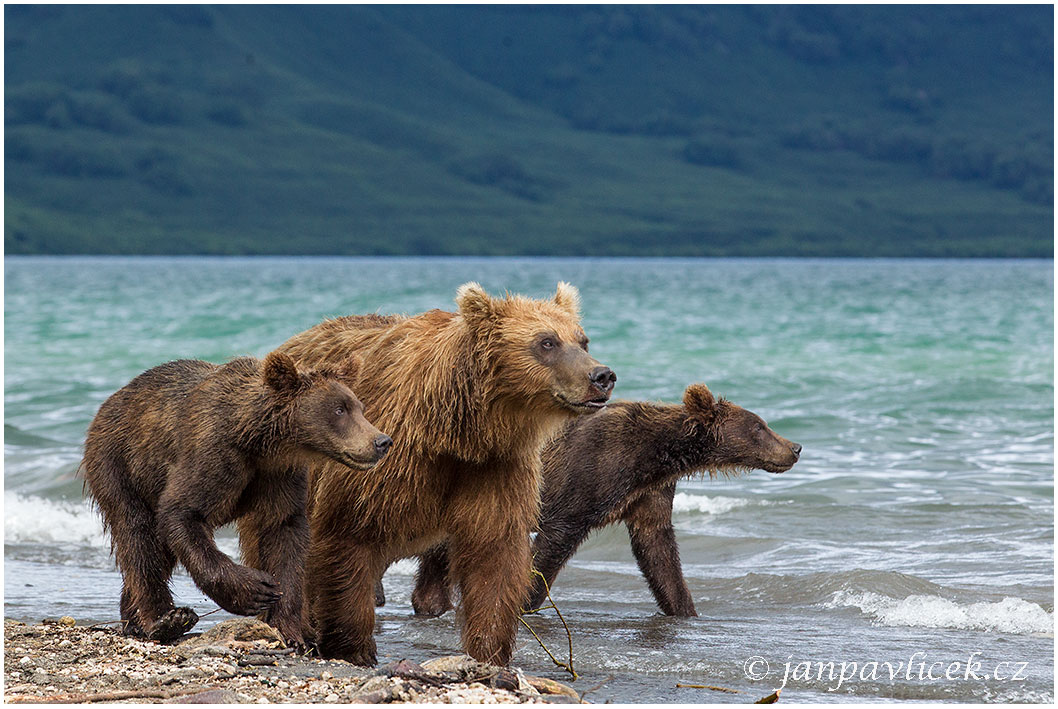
[4,256,1053,702]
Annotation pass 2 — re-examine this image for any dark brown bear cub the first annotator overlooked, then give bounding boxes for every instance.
[81,352,391,647]
[412,383,800,618]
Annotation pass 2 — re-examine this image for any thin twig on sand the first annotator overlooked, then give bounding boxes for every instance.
[676,682,741,693]
[520,570,578,680]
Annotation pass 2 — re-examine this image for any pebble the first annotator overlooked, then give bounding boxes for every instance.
[214,663,238,678]
[188,644,237,659]
[355,675,390,695]
[4,619,579,704]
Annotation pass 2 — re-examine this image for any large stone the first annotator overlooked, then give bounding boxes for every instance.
[181,619,283,648]
[524,674,580,700]
[420,654,494,679]
[347,675,395,703]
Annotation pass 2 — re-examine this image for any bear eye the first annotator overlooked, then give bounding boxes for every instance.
[540,338,556,350]
[335,406,346,416]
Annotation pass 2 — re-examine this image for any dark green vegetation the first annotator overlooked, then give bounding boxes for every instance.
[4,5,1052,256]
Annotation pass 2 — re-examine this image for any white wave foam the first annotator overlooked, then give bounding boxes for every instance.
[827,590,1054,636]
[4,492,107,547]
[382,559,419,577]
[3,493,240,559]
[671,493,750,516]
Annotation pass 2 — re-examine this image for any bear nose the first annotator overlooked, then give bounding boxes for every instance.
[791,442,802,458]
[589,366,616,393]
[374,434,393,457]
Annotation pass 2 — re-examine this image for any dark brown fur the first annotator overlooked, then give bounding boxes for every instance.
[81,352,390,647]
[412,383,801,618]
[276,282,615,666]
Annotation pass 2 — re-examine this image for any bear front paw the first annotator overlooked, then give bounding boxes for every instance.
[319,636,377,666]
[148,607,199,642]
[337,646,377,667]
[210,567,282,616]
[265,612,308,652]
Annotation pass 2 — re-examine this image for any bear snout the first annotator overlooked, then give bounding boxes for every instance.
[790,442,802,458]
[589,366,616,396]
[374,434,393,459]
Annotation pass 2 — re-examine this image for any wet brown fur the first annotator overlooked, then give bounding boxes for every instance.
[81,353,388,647]
[412,383,801,618]
[275,282,614,666]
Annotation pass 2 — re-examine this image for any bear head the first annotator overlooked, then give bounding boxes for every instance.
[682,383,801,474]
[262,351,392,470]
[455,281,617,416]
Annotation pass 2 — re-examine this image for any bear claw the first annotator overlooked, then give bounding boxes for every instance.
[148,606,199,642]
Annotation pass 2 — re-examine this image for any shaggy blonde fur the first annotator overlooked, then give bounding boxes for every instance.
[276,282,611,666]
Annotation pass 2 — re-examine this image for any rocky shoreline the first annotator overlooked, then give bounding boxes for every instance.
[3,618,583,704]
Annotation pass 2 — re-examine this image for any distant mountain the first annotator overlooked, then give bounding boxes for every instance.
[4,4,1052,256]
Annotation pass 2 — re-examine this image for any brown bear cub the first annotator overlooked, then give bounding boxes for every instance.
[81,352,391,648]
[277,282,615,666]
[412,383,801,618]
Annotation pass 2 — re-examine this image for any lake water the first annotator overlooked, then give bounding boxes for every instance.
[4,256,1053,703]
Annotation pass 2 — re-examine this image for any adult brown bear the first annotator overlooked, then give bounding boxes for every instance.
[81,353,390,647]
[412,383,800,618]
[276,282,615,666]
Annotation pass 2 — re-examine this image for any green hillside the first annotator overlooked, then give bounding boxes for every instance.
[4,5,1053,256]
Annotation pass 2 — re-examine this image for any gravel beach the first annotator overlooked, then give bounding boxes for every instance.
[3,618,584,704]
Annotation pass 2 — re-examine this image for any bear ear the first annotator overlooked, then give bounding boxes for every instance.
[338,354,362,386]
[263,351,302,394]
[456,281,495,329]
[683,383,717,422]
[553,281,580,317]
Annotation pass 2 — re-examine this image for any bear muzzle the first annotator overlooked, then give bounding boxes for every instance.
[589,366,617,398]
[332,435,393,470]
[762,441,801,473]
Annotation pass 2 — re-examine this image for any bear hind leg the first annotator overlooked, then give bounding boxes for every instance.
[412,543,454,617]
[111,498,197,640]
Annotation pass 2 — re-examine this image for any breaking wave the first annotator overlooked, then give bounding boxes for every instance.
[4,492,105,547]
[4,492,240,560]
[670,492,752,516]
[826,590,1053,636]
